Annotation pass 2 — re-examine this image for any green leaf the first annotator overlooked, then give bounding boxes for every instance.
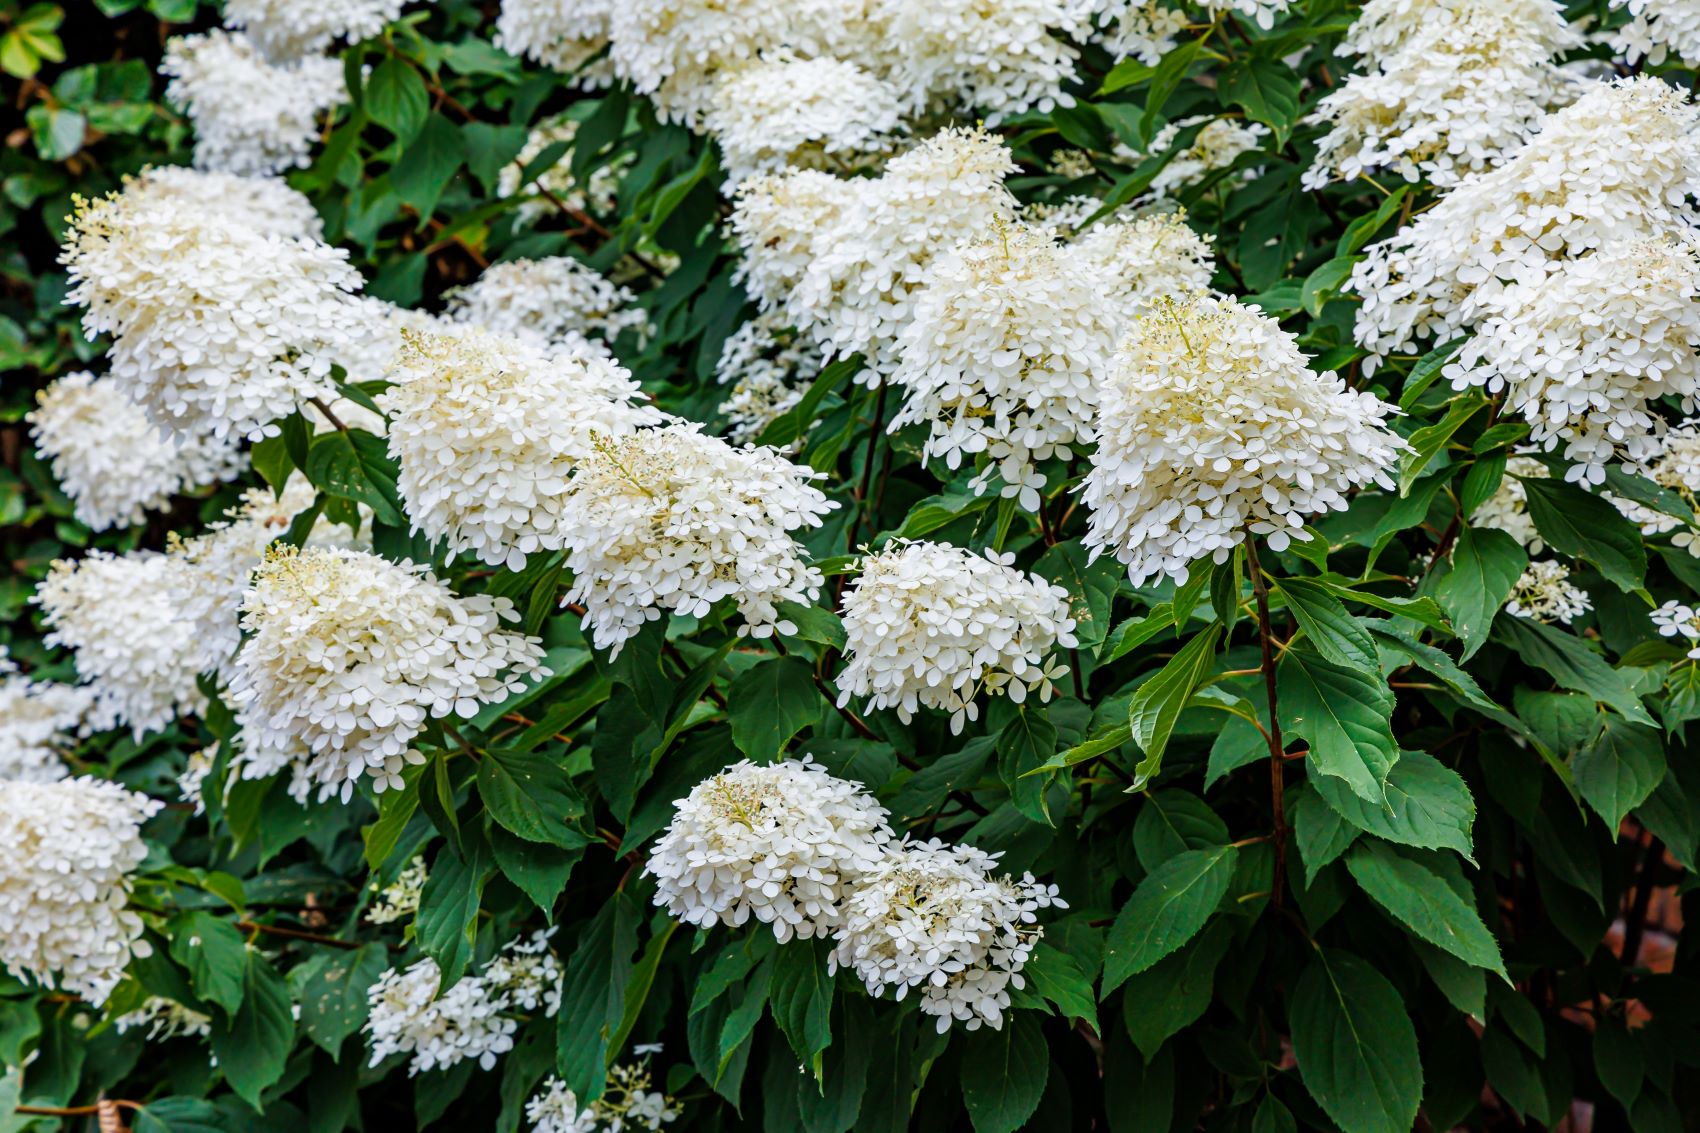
[1593,1016,1644,1110]
[1274,577,1376,671]
[1021,941,1099,1031]
[1431,525,1527,660]
[131,1098,225,1133]
[362,765,422,870]
[1290,783,1356,885]
[1572,715,1666,829]
[1399,393,1485,496]
[209,955,295,1108]
[477,747,586,847]
[1313,749,1475,859]
[304,430,403,525]
[1412,938,1486,1021]
[1128,623,1222,789]
[1345,842,1506,978]
[391,113,466,218]
[1493,616,1654,725]
[1103,844,1238,991]
[1290,949,1423,1133]
[1120,920,1232,1059]
[960,1014,1049,1133]
[770,937,834,1070]
[1219,55,1302,144]
[1300,256,1358,316]
[557,892,640,1100]
[168,911,248,1018]
[1277,646,1397,805]
[997,707,1058,825]
[755,357,861,448]
[293,943,389,1056]
[728,656,819,761]
[366,57,429,142]
[1398,338,1465,412]
[490,823,584,917]
[415,833,493,988]
[1132,789,1229,872]
[463,122,530,193]
[607,921,678,1068]
[1518,475,1646,592]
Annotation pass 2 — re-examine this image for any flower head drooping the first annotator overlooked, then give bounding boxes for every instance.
[497,116,629,225]
[34,551,208,737]
[160,30,348,175]
[1352,77,1700,369]
[222,0,404,59]
[557,423,837,653]
[0,776,162,1004]
[61,189,370,441]
[645,760,894,941]
[706,54,904,188]
[381,330,662,570]
[496,0,615,82]
[831,838,1065,1033]
[714,312,820,445]
[28,371,246,533]
[1652,600,1700,659]
[365,932,560,1076]
[0,648,94,784]
[1062,209,1216,321]
[1504,560,1591,624]
[118,165,325,240]
[1612,0,1700,66]
[1304,0,1583,191]
[228,547,549,803]
[1079,0,1189,66]
[114,997,214,1042]
[1473,456,1549,552]
[1083,295,1408,586]
[445,257,651,348]
[837,541,1077,734]
[889,220,1120,509]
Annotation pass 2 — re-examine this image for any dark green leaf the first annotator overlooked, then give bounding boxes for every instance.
[1290,949,1422,1133]
[1572,715,1666,829]
[1274,577,1376,671]
[1104,844,1238,990]
[1345,842,1505,978]
[1120,921,1232,1059]
[960,1014,1049,1133]
[728,656,820,761]
[1313,748,1475,859]
[208,955,295,1108]
[477,747,586,847]
[1519,475,1646,591]
[1277,646,1397,805]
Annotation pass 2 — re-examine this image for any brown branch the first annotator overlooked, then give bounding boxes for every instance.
[237,920,362,950]
[307,396,347,432]
[1245,536,1288,907]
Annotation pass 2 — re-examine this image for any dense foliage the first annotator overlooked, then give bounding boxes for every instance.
[4,1,1700,1131]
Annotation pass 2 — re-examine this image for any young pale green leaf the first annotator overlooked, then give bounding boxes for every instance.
[1277,646,1398,805]
[1103,844,1238,990]
[1273,577,1376,671]
[961,1013,1049,1133]
[1128,623,1223,789]
[1398,393,1486,495]
[1290,949,1423,1133]
[1345,842,1506,978]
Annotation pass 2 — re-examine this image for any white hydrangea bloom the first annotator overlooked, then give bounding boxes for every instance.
[715,312,819,445]
[831,838,1065,1033]
[870,0,1086,123]
[557,423,837,653]
[1472,456,1549,551]
[1080,0,1189,65]
[160,30,348,176]
[1205,0,1293,29]
[1606,425,1700,546]
[0,776,161,1004]
[1504,559,1591,624]
[529,1054,681,1132]
[526,1077,595,1133]
[367,856,428,925]
[1305,0,1582,190]
[28,371,246,533]
[1064,209,1215,321]
[1444,236,1700,483]
[837,541,1077,734]
[120,165,324,239]
[177,746,216,814]
[706,54,903,187]
[1146,117,1268,197]
[1612,0,1700,65]
[645,760,894,941]
[446,257,650,347]
[168,477,365,680]
[223,0,404,58]
[34,551,208,737]
[1352,78,1700,369]
[497,116,628,226]
[733,127,1017,383]
[367,932,562,1075]
[381,330,662,569]
[1083,295,1407,585]
[889,220,1119,509]
[61,190,371,441]
[0,650,93,784]
[228,547,549,803]
[114,996,214,1041]
[496,0,614,80]
[1652,600,1700,659]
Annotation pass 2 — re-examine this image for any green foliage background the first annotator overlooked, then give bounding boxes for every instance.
[3,1,1699,1131]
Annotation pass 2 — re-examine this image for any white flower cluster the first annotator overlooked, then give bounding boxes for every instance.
[1612,0,1700,66]
[1352,77,1700,368]
[0,776,161,1004]
[557,423,836,653]
[837,541,1077,733]
[366,932,561,1076]
[446,257,650,348]
[178,746,216,814]
[706,54,903,187]
[1607,425,1700,551]
[1207,0,1293,29]
[1445,236,1700,482]
[367,856,429,925]
[1080,0,1188,65]
[0,649,92,784]
[890,220,1118,509]
[1144,117,1268,198]
[496,0,614,80]
[28,371,246,533]
[831,838,1065,1033]
[645,760,894,940]
[381,330,661,570]
[873,0,1087,123]
[161,30,348,175]
[732,127,1017,382]
[34,551,208,737]
[714,312,820,445]
[114,997,214,1042]
[1061,209,1216,319]
[1652,600,1700,659]
[1084,295,1407,585]
[222,0,403,59]
[61,186,371,441]
[1305,0,1582,190]
[1504,560,1591,624]
[527,1054,681,1132]
[228,547,549,803]
[1473,456,1548,551]
[498,116,628,225]
[119,165,325,239]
